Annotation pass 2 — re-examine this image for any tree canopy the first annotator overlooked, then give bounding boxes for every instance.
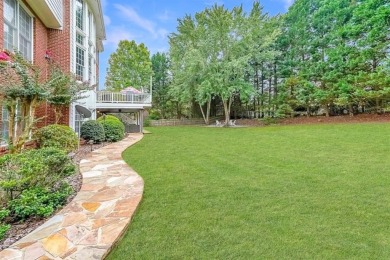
[105,40,153,91]
[169,3,280,124]
[145,0,389,121]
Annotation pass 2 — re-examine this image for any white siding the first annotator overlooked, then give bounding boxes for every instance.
[45,0,63,27]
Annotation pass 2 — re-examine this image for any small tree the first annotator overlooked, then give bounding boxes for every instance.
[46,66,90,123]
[0,52,46,152]
[0,52,88,152]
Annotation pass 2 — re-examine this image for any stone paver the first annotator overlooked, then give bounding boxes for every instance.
[0,134,144,260]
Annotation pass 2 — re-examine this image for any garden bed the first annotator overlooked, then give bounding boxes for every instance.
[0,141,110,250]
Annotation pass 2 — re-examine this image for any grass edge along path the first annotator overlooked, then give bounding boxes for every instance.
[108,123,390,259]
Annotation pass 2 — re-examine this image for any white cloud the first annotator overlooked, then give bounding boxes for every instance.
[157,10,172,22]
[104,27,134,48]
[104,14,111,26]
[282,0,295,10]
[114,4,158,38]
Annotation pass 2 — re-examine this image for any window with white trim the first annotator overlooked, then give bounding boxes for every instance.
[74,0,96,84]
[3,0,33,60]
[75,0,84,31]
[74,111,83,135]
[75,0,86,80]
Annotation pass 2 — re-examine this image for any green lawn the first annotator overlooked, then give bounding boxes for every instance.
[107,123,390,259]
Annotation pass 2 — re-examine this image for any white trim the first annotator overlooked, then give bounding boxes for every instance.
[3,0,34,61]
[72,0,97,84]
[18,0,35,18]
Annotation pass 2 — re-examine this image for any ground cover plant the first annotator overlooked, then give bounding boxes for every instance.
[0,147,76,241]
[108,124,390,259]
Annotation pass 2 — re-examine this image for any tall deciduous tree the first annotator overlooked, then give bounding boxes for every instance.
[151,52,171,118]
[105,40,153,91]
[170,4,279,125]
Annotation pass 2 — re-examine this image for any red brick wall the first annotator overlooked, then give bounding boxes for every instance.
[35,104,69,128]
[34,0,72,127]
[47,0,71,73]
[34,18,49,81]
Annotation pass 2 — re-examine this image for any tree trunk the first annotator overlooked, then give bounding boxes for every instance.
[273,62,278,112]
[222,97,232,126]
[375,97,381,114]
[348,103,354,117]
[325,104,329,117]
[176,102,181,119]
[199,99,211,125]
[254,66,259,118]
[54,105,63,124]
[260,65,264,118]
[7,102,16,148]
[268,76,272,117]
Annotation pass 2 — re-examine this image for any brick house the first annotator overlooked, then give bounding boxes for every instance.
[0,0,105,139]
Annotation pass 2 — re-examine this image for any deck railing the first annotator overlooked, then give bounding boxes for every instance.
[96,91,151,104]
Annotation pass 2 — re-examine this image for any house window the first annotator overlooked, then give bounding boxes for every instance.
[88,10,93,39]
[74,0,96,84]
[76,46,85,79]
[74,111,86,136]
[75,0,84,30]
[76,33,84,45]
[88,54,92,82]
[3,0,33,60]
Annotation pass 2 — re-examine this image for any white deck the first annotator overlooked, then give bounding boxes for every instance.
[95,91,152,112]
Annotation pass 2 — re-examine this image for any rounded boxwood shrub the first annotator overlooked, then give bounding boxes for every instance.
[97,115,125,142]
[97,115,121,122]
[100,119,125,142]
[80,120,105,143]
[34,124,78,153]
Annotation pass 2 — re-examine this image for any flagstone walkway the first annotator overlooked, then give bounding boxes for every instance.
[0,134,144,260]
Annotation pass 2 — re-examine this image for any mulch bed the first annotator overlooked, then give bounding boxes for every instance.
[0,141,111,250]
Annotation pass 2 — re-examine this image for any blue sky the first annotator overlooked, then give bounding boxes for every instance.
[99,0,295,89]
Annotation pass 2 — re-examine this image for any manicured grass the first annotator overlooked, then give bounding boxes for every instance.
[107,123,390,259]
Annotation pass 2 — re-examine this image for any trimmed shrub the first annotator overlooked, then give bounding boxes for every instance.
[34,124,78,153]
[8,185,72,220]
[100,120,125,142]
[97,115,121,122]
[97,115,125,142]
[80,120,105,143]
[0,147,75,200]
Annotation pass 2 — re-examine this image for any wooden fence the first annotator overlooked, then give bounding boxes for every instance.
[150,118,206,126]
